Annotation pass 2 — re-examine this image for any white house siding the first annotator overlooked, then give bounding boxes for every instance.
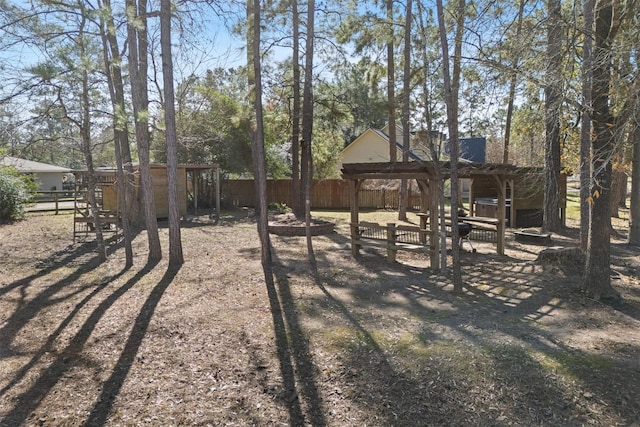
[1,156,71,192]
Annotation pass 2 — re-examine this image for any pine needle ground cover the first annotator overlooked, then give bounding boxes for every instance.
[1,211,639,426]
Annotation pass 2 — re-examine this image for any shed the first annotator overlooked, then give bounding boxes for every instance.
[76,163,219,220]
[95,165,187,219]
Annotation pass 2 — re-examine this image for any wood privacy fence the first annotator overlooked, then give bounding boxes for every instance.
[222,179,421,210]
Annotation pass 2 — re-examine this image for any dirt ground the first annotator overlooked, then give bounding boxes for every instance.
[1,209,639,427]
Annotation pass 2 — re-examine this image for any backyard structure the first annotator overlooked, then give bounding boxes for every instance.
[342,161,565,270]
[72,170,119,241]
[72,163,220,241]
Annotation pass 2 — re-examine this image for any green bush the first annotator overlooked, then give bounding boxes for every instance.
[0,166,36,223]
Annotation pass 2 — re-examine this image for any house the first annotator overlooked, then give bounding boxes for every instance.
[339,126,486,199]
[339,124,442,167]
[0,156,71,192]
[444,137,487,163]
[339,125,486,167]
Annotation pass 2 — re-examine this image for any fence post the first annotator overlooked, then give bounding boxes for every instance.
[54,192,59,215]
[386,222,397,262]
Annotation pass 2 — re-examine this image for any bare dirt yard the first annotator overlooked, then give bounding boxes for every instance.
[1,209,639,426]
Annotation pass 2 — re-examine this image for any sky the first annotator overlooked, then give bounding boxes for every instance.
[0,1,252,100]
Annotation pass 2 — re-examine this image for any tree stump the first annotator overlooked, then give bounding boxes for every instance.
[536,247,584,265]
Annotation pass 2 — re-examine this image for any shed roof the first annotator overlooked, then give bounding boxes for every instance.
[1,156,71,173]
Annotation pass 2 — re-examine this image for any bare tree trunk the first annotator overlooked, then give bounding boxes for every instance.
[302,0,316,265]
[503,0,526,164]
[609,168,627,218]
[629,122,640,245]
[248,0,272,266]
[399,0,412,221]
[126,0,162,263]
[291,0,302,218]
[543,0,563,233]
[77,8,106,261]
[436,0,465,292]
[161,0,183,267]
[580,0,594,250]
[98,0,133,267]
[387,0,397,163]
[417,0,447,272]
[583,0,619,300]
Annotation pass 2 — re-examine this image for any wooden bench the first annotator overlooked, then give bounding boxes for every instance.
[351,221,430,262]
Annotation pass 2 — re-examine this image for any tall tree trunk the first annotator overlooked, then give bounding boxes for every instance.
[583,0,619,300]
[629,122,640,245]
[291,0,302,218]
[126,0,162,263]
[426,131,447,273]
[436,0,465,291]
[302,0,316,264]
[580,0,594,250]
[248,0,272,266]
[77,8,106,262]
[543,0,563,232]
[103,2,137,225]
[399,0,412,221]
[609,168,626,218]
[99,0,133,267]
[417,0,447,272]
[387,0,397,163]
[161,0,184,267]
[503,0,526,164]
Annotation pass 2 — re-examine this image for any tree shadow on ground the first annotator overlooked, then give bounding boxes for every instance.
[0,257,164,426]
[0,235,123,359]
[0,216,182,426]
[261,253,327,427]
[84,264,179,426]
[267,229,640,425]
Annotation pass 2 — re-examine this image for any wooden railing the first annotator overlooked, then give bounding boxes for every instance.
[351,221,431,262]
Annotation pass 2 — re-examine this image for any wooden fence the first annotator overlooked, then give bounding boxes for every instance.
[222,179,421,210]
[28,190,75,214]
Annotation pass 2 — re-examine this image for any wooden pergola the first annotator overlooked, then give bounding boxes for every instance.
[341,162,545,269]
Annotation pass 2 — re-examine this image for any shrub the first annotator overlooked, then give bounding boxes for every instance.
[0,166,36,223]
[269,202,291,214]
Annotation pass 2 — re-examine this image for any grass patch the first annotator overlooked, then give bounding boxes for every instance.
[532,350,614,376]
[489,344,614,380]
[320,326,491,379]
[565,193,582,220]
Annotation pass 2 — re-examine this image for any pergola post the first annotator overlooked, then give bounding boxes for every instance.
[428,178,440,269]
[508,179,515,227]
[494,175,507,255]
[349,179,363,256]
[214,166,220,221]
[468,178,475,216]
[416,179,429,230]
[192,171,198,215]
